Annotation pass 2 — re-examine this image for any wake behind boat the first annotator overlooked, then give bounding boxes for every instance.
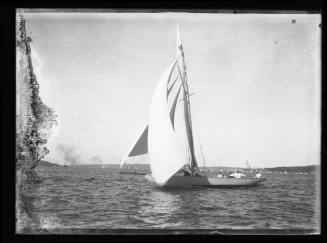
[120,26,266,188]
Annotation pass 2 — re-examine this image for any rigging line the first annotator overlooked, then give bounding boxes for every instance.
[167,74,180,96]
[177,65,186,92]
[167,63,179,84]
[185,135,191,166]
[178,69,196,159]
[177,46,199,169]
[178,54,194,131]
[191,103,207,169]
[179,88,192,168]
[178,93,195,102]
[177,64,193,141]
[167,54,182,87]
[177,65,198,170]
[200,145,207,176]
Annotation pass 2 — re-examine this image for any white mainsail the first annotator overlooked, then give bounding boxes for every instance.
[120,27,199,185]
[119,62,182,169]
[148,56,187,185]
[119,81,182,169]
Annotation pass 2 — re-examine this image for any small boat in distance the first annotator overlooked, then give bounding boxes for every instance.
[120,27,266,188]
[119,170,147,175]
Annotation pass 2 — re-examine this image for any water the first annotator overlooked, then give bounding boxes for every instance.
[29,164,319,233]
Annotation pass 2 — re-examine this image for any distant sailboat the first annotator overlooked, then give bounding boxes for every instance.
[121,27,266,187]
[246,160,252,173]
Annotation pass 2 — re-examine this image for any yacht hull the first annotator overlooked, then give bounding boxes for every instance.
[145,174,266,188]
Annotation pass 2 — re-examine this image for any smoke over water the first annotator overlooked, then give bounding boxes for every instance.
[89,155,103,164]
[56,144,81,165]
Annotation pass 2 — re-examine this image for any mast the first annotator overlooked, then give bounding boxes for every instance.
[176,27,199,170]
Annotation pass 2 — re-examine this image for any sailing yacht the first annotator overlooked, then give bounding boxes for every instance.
[120,27,266,187]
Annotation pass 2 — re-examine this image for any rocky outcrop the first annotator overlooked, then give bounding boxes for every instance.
[16,12,57,233]
[16,12,57,163]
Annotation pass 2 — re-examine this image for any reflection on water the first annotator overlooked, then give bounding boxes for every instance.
[136,190,181,227]
[17,164,320,233]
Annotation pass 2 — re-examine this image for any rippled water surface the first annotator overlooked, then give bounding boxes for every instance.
[32,164,320,231]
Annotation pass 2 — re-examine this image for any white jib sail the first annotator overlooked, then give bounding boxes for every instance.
[119,124,148,169]
[148,56,187,186]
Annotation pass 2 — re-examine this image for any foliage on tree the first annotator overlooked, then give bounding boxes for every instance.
[16,13,57,162]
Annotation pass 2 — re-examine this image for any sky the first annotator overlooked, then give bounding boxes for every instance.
[22,11,321,167]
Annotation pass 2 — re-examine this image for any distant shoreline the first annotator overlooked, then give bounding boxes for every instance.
[37,161,319,173]
[36,160,60,167]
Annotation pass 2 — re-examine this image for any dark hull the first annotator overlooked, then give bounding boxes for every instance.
[145,174,266,188]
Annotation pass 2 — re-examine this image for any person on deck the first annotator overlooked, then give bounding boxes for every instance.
[183,169,192,176]
[255,170,262,178]
[193,166,202,177]
[217,170,224,178]
[182,165,192,176]
[194,171,202,177]
[230,170,246,179]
